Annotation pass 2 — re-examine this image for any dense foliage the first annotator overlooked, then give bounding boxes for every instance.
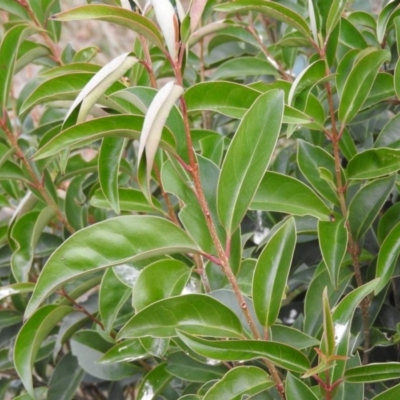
[2,0,400,399]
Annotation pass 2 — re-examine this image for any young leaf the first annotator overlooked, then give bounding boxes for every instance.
[253,217,296,328]
[322,287,335,356]
[347,148,400,180]
[338,49,391,124]
[24,216,200,318]
[347,175,395,240]
[53,5,164,50]
[150,0,178,60]
[137,81,183,193]
[117,294,244,339]
[217,89,284,235]
[177,331,310,373]
[190,0,207,32]
[203,366,274,400]
[98,137,125,214]
[318,217,348,288]
[14,305,73,397]
[251,172,331,221]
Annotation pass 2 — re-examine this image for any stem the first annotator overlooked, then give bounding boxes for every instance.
[139,35,157,88]
[323,59,370,362]
[0,116,75,234]
[173,48,285,399]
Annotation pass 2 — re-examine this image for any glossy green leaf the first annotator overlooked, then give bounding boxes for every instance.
[203,366,274,400]
[24,216,200,318]
[285,372,318,400]
[253,217,296,327]
[99,268,131,334]
[347,148,400,180]
[33,115,176,160]
[185,81,260,119]
[344,362,400,383]
[132,259,191,311]
[53,5,164,50]
[71,330,138,381]
[0,0,30,19]
[99,137,125,214]
[0,24,38,108]
[326,0,348,37]
[376,221,400,294]
[338,49,390,123]
[297,140,340,206]
[0,310,22,328]
[347,175,395,240]
[371,383,400,400]
[375,113,400,148]
[213,57,278,80]
[14,305,73,397]
[47,353,84,400]
[0,161,29,182]
[90,187,164,214]
[177,331,310,373]
[340,17,368,49]
[73,46,98,63]
[65,174,87,231]
[99,339,149,364]
[166,352,227,382]
[251,172,331,221]
[322,287,335,356]
[10,207,56,282]
[377,0,400,43]
[217,89,284,235]
[136,363,172,400]
[215,0,311,39]
[318,217,347,288]
[118,294,243,339]
[378,202,400,243]
[269,325,319,350]
[16,41,50,73]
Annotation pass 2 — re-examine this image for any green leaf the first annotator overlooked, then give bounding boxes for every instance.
[217,89,284,235]
[297,140,341,206]
[0,24,38,109]
[132,259,191,312]
[376,221,400,294]
[251,172,331,221]
[347,175,395,240]
[318,217,348,288]
[375,112,400,149]
[0,161,29,182]
[253,217,296,327]
[166,352,227,382]
[344,362,400,383]
[322,287,335,356]
[371,383,400,400]
[326,0,348,37]
[65,175,87,231]
[215,0,311,39]
[136,363,172,400]
[185,81,260,119]
[73,46,98,63]
[269,325,319,350]
[0,283,35,301]
[99,268,131,334]
[0,310,22,328]
[99,339,148,364]
[285,372,318,400]
[10,207,56,282]
[203,366,274,400]
[177,331,310,373]
[71,330,138,381]
[347,148,400,180]
[118,294,243,339]
[377,0,400,43]
[33,115,176,160]
[213,57,278,80]
[47,354,84,400]
[14,305,73,397]
[99,137,125,214]
[0,0,30,19]
[53,5,164,50]
[338,49,391,123]
[24,216,200,318]
[90,187,164,214]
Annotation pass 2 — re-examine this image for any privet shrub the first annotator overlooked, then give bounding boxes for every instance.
[1,0,400,399]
